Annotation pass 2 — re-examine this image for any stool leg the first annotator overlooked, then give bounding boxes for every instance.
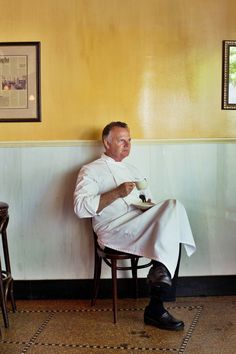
[2,217,16,312]
[1,218,11,272]
[0,259,9,328]
[111,259,118,324]
[9,280,16,312]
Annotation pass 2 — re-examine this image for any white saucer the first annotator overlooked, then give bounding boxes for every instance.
[132,202,155,210]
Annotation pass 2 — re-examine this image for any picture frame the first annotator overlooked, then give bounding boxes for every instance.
[222,40,236,110]
[0,42,41,122]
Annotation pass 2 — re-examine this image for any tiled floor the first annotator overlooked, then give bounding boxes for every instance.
[0,296,235,354]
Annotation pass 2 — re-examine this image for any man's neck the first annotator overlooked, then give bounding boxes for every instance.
[104,152,123,162]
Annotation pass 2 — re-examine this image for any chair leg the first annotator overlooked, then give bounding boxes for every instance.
[111,259,118,324]
[171,244,182,293]
[91,254,102,306]
[131,257,139,298]
[164,244,182,301]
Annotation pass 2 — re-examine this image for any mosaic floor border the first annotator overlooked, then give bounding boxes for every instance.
[0,304,203,354]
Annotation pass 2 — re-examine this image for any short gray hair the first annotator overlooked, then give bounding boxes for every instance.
[102,121,128,141]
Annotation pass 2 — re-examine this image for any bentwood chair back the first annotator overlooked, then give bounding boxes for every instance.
[91,229,152,323]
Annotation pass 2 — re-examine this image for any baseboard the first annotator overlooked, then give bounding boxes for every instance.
[13,275,236,302]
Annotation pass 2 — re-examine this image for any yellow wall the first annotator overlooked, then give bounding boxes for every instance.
[0,0,236,141]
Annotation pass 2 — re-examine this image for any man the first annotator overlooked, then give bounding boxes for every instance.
[74,121,196,331]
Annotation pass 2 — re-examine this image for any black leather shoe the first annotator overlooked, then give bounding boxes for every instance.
[144,307,184,331]
[147,265,172,288]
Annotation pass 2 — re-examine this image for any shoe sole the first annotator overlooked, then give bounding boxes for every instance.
[144,316,184,331]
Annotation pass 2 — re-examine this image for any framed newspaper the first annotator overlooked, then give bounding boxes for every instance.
[0,42,41,122]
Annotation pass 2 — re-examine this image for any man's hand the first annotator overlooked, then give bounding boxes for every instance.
[96,182,135,213]
[116,182,135,197]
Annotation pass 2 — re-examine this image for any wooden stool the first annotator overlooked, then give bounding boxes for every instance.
[0,202,16,328]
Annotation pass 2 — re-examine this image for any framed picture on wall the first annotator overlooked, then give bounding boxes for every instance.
[0,42,41,122]
[222,40,236,110]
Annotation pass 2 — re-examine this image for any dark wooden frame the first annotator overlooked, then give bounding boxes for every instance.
[0,42,41,122]
[222,40,236,110]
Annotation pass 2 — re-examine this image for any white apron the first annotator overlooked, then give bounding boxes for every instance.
[74,154,196,278]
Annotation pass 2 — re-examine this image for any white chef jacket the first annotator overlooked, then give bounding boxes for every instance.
[74,153,196,277]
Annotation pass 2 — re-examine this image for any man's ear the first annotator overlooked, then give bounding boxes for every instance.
[103,138,110,150]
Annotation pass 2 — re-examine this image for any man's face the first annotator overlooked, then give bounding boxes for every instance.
[104,127,131,162]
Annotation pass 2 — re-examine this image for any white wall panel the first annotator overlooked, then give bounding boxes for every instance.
[0,142,235,280]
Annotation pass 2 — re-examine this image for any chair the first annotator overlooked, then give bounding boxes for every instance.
[91,229,152,323]
[0,202,16,328]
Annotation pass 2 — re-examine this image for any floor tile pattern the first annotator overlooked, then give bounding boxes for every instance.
[0,297,235,354]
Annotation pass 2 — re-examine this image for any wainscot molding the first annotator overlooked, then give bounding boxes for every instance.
[1,138,236,148]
